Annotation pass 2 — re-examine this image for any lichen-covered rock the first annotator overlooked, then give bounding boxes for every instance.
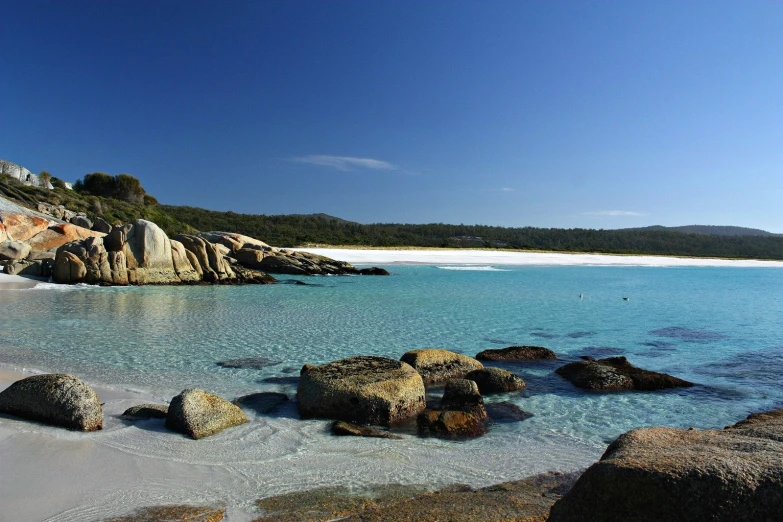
[400,349,484,385]
[166,388,248,439]
[0,374,103,431]
[555,356,693,391]
[475,346,557,361]
[297,356,426,425]
[122,403,169,419]
[417,410,487,439]
[331,420,403,439]
[548,410,783,522]
[0,240,31,261]
[27,223,105,252]
[465,368,526,394]
[0,213,50,241]
[440,379,487,419]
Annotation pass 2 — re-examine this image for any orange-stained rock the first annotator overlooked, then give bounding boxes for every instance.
[0,213,50,242]
[27,223,105,252]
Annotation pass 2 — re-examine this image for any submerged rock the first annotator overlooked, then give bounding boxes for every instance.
[485,401,533,422]
[331,420,403,439]
[475,345,557,361]
[122,403,169,419]
[0,374,103,431]
[217,357,278,370]
[166,388,248,439]
[555,356,693,391]
[465,367,526,394]
[297,356,426,426]
[400,349,484,385]
[104,504,225,522]
[548,410,783,522]
[233,392,289,414]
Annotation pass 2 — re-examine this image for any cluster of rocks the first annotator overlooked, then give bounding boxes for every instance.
[1,209,388,284]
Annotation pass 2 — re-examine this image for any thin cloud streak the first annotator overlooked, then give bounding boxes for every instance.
[292,155,399,172]
[583,210,648,217]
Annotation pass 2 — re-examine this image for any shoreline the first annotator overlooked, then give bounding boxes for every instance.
[293,247,783,268]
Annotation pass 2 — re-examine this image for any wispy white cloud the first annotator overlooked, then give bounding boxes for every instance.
[500,187,515,192]
[583,210,648,217]
[292,155,400,172]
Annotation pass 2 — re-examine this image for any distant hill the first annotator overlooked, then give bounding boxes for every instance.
[626,225,780,237]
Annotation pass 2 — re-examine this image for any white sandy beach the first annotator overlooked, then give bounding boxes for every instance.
[295,248,783,268]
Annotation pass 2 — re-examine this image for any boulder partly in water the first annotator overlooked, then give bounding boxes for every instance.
[400,349,484,385]
[0,374,103,431]
[555,356,693,391]
[465,367,526,394]
[475,345,557,361]
[166,388,248,439]
[297,356,426,426]
[548,409,783,522]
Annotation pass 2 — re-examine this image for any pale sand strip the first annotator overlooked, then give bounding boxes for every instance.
[0,272,46,289]
[295,248,783,268]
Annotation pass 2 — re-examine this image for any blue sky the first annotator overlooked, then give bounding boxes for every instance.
[2,1,781,231]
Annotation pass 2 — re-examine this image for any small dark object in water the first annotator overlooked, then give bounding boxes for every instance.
[359,267,390,276]
[485,402,533,422]
[262,376,300,385]
[217,357,278,370]
[331,420,402,439]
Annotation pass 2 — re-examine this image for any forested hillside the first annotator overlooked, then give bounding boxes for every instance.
[162,205,783,260]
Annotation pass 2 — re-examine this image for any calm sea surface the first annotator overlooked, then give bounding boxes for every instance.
[1,264,782,515]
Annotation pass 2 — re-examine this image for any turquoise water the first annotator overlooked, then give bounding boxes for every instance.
[2,265,782,441]
[1,264,783,514]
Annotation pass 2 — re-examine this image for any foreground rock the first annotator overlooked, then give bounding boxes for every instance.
[253,472,579,522]
[331,420,403,439]
[122,404,169,419]
[417,379,487,439]
[166,389,248,439]
[548,410,783,521]
[475,345,557,361]
[465,368,526,393]
[400,349,484,385]
[0,374,103,431]
[440,379,487,419]
[104,505,225,522]
[555,356,693,391]
[297,356,426,425]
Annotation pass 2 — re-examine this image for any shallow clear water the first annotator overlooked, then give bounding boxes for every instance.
[1,264,783,518]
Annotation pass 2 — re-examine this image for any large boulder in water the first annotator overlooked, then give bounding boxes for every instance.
[440,379,487,419]
[548,409,783,522]
[166,388,248,439]
[297,356,426,426]
[400,349,484,385]
[465,368,526,393]
[475,345,557,361]
[0,374,103,431]
[555,356,693,391]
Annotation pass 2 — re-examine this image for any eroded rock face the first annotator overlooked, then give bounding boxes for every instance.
[0,374,103,431]
[0,240,31,261]
[166,388,248,439]
[400,349,484,385]
[548,410,783,522]
[297,356,426,426]
[555,356,693,391]
[465,368,526,394]
[475,346,557,361]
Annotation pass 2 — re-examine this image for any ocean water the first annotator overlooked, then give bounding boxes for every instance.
[1,264,783,519]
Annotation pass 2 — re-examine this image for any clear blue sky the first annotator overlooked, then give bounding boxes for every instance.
[2,1,781,231]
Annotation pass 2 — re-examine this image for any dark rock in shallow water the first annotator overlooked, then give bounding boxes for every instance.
[465,368,526,394]
[104,504,225,522]
[400,349,484,384]
[531,331,559,339]
[485,401,533,422]
[649,326,727,343]
[475,345,557,361]
[217,357,278,370]
[359,267,390,275]
[566,331,595,338]
[417,409,487,439]
[331,420,403,439]
[122,403,168,419]
[233,392,289,414]
[548,410,783,522]
[579,346,625,358]
[261,376,300,385]
[297,356,426,425]
[0,374,103,431]
[555,356,694,391]
[440,379,487,419]
[166,388,248,439]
